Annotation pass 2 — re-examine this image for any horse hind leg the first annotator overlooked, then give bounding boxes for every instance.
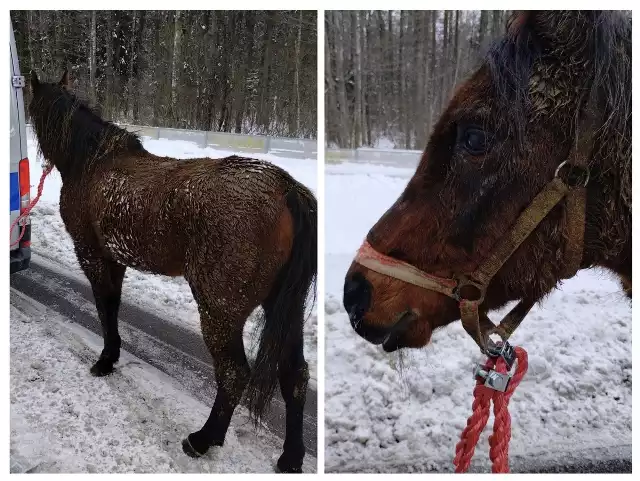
[262,183,315,473]
[76,252,126,376]
[263,296,309,474]
[182,299,251,458]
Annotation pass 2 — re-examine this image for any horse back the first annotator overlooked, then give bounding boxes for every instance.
[60,154,297,277]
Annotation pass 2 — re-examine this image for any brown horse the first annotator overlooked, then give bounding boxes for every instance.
[344,11,630,353]
[28,71,316,473]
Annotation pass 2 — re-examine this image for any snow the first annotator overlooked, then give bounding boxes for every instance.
[372,136,397,150]
[10,292,316,473]
[324,162,631,472]
[26,133,318,382]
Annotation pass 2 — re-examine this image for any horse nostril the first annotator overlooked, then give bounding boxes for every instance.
[343,272,372,323]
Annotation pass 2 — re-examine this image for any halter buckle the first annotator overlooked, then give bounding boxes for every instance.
[554,160,590,187]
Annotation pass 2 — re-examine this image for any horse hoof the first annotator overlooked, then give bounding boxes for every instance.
[182,437,206,458]
[90,358,116,377]
[276,456,303,473]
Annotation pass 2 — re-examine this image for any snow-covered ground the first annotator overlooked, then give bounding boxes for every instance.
[10,290,315,473]
[324,162,631,472]
[26,133,318,381]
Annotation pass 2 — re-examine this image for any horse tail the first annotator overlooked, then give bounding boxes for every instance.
[246,181,317,424]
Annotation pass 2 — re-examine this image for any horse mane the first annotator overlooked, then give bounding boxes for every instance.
[484,15,541,148]
[30,84,144,178]
[485,11,631,209]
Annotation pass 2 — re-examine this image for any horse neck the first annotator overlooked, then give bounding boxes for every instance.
[582,148,631,279]
[37,108,141,181]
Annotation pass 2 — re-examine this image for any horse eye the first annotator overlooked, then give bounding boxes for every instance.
[460,127,489,156]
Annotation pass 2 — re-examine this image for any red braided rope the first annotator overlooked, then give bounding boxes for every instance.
[9,165,53,248]
[454,346,528,473]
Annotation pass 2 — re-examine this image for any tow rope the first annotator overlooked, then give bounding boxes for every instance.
[10,165,52,248]
[454,342,528,473]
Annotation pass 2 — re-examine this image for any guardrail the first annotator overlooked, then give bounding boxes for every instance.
[120,124,317,160]
[26,123,317,160]
[325,147,422,168]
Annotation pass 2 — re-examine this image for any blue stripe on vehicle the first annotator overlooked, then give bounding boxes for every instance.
[10,171,19,212]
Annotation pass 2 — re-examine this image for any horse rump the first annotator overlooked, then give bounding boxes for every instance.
[245,182,317,424]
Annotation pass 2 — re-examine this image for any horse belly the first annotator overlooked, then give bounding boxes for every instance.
[103,231,185,276]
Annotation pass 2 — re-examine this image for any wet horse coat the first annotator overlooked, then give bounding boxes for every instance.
[28,71,316,473]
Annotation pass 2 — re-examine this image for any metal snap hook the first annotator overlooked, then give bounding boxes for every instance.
[485,340,517,370]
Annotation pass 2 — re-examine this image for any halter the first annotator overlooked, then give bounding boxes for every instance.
[355,159,590,353]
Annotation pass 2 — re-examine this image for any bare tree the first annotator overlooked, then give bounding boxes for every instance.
[11,10,317,139]
[325,10,509,148]
[170,11,181,121]
[88,11,96,105]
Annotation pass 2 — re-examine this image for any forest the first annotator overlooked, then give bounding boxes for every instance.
[11,10,317,139]
[325,10,511,149]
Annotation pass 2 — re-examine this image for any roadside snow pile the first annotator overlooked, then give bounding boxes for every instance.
[324,162,631,472]
[10,298,316,473]
[26,133,318,381]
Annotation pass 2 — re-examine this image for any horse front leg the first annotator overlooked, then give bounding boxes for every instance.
[77,252,126,376]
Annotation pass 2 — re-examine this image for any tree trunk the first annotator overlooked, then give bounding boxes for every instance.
[234,12,255,133]
[492,10,502,37]
[170,11,182,122]
[105,13,114,119]
[88,11,97,105]
[479,10,489,51]
[451,10,461,97]
[353,11,363,147]
[334,12,351,148]
[132,11,146,123]
[258,12,276,131]
[294,11,303,134]
[325,15,340,146]
[125,11,138,117]
[26,11,35,72]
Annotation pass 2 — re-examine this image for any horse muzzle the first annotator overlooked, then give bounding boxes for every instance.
[344,271,418,351]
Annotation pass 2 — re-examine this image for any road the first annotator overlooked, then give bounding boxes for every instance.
[10,255,317,459]
[325,444,631,473]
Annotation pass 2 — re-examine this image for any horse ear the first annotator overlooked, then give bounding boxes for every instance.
[30,70,39,89]
[506,11,531,37]
[59,69,70,88]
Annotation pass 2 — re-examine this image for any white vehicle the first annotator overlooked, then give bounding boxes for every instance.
[10,19,31,273]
